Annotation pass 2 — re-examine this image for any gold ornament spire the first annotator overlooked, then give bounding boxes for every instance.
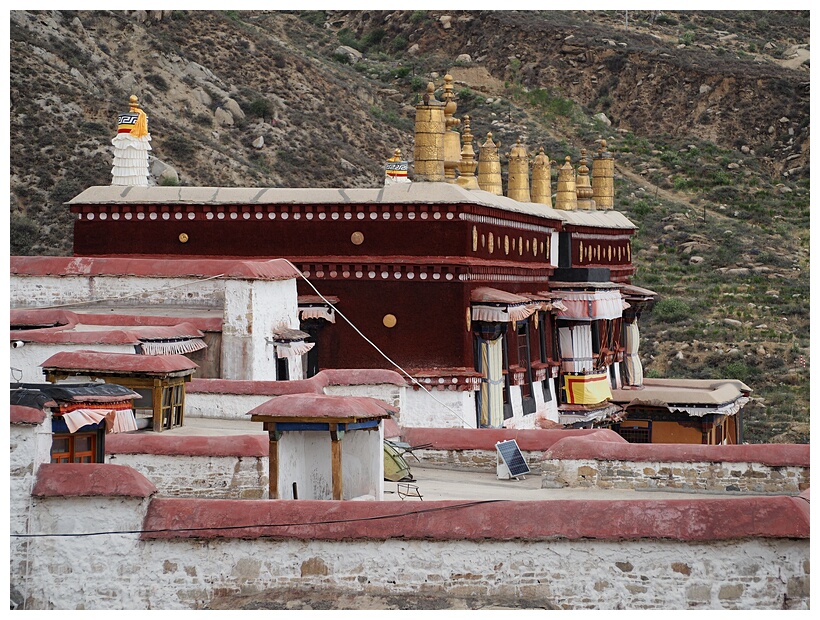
[531,147,552,207]
[442,74,462,182]
[591,139,615,210]
[575,148,596,210]
[413,82,445,182]
[477,132,503,195]
[507,138,531,202]
[554,156,578,211]
[456,115,480,190]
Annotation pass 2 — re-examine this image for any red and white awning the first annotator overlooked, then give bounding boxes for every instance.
[555,289,628,321]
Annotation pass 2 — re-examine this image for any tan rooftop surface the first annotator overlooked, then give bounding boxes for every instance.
[165,417,745,502]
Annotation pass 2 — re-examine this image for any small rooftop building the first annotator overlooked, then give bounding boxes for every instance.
[41,350,197,432]
[249,393,395,500]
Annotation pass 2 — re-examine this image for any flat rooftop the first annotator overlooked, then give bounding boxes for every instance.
[162,417,748,502]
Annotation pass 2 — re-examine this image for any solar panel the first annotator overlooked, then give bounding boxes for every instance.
[496,439,530,479]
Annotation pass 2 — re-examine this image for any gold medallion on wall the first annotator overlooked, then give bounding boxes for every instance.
[472,226,478,252]
[351,231,364,245]
[488,232,494,254]
[579,240,584,263]
[519,236,523,255]
[504,235,509,255]
[466,307,472,332]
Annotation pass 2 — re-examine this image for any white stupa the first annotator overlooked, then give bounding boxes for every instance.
[111,95,152,186]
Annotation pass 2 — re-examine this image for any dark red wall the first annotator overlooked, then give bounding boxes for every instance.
[300,279,472,371]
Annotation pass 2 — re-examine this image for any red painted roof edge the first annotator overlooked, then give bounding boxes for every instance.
[10,256,297,281]
[542,435,811,467]
[188,377,325,396]
[106,434,267,458]
[12,329,141,345]
[32,463,157,498]
[41,350,198,374]
[400,427,613,452]
[10,405,47,425]
[318,368,406,387]
[188,369,406,396]
[79,314,223,331]
[140,495,809,542]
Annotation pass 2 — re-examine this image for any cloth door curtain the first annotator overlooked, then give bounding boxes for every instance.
[477,336,504,428]
[623,321,643,387]
[558,324,593,373]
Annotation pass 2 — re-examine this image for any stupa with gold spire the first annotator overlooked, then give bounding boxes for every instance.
[111,95,152,186]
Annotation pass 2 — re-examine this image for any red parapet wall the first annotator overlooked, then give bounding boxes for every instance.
[401,427,622,452]
[187,368,406,396]
[141,494,809,542]
[106,433,268,458]
[543,435,810,467]
[32,463,157,498]
[11,405,46,425]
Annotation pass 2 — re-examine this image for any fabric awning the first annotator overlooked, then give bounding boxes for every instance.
[555,289,626,321]
[275,341,315,359]
[299,306,336,323]
[60,408,138,433]
[139,338,207,356]
[471,287,536,323]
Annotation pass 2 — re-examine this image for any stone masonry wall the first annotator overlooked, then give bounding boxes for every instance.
[13,481,810,611]
[105,434,268,499]
[541,458,809,493]
[106,453,268,499]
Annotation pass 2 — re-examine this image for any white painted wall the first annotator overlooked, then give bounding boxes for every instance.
[276,427,383,500]
[11,343,136,384]
[187,383,404,421]
[222,279,299,381]
[10,274,225,309]
[503,380,560,429]
[106,453,268,499]
[401,388,477,429]
[14,530,809,610]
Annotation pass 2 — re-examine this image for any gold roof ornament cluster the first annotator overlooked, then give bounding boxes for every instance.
[477,132,503,195]
[575,149,596,211]
[506,138,531,203]
[591,139,615,210]
[531,147,552,207]
[554,156,578,211]
[456,115,480,190]
[413,82,446,182]
[442,74,462,183]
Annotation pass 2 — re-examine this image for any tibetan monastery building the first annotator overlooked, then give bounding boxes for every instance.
[56,80,749,442]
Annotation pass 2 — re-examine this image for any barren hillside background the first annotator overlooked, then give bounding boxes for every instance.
[8,10,810,442]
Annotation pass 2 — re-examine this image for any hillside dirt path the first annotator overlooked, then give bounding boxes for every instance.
[614,163,732,223]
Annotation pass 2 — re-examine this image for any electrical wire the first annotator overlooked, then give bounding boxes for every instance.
[11,499,504,539]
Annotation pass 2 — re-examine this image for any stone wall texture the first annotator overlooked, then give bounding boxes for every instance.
[12,487,810,610]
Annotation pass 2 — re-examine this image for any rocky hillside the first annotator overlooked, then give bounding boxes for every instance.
[9,10,810,442]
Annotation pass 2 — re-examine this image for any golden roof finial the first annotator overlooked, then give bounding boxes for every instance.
[576,148,595,210]
[477,132,503,195]
[554,155,578,211]
[531,147,552,207]
[507,138,531,202]
[592,139,615,210]
[456,115,479,190]
[442,74,462,182]
[413,81,445,182]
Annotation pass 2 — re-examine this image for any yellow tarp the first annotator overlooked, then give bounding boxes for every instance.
[563,372,612,405]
